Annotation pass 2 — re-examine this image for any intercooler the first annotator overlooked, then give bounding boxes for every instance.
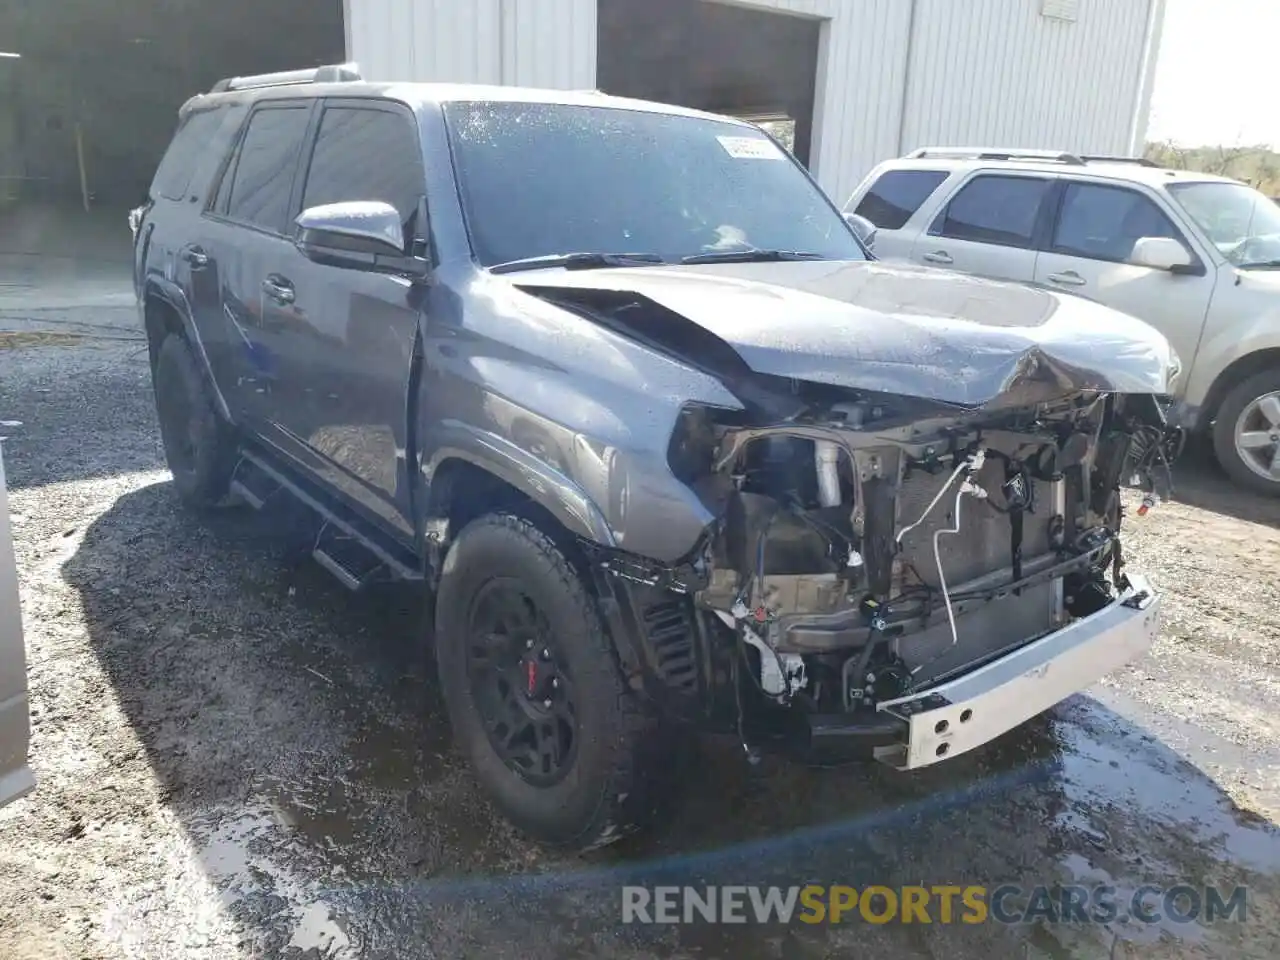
[893,458,1061,685]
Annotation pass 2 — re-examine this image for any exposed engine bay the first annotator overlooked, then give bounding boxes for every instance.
[660,384,1179,753]
[512,265,1178,765]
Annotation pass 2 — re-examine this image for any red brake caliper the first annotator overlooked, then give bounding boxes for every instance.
[526,659,537,696]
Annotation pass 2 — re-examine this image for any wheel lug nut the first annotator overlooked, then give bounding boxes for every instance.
[541,648,550,659]
[551,678,559,689]
[525,639,534,649]
[543,699,552,708]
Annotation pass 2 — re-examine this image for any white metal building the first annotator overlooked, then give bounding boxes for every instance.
[345,0,1166,204]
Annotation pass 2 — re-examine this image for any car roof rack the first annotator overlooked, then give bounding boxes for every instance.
[906,147,1159,168]
[210,62,363,93]
[1078,154,1158,166]
[906,147,1086,164]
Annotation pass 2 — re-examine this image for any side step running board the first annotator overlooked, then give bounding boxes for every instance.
[312,520,384,591]
[231,449,423,590]
[229,479,266,511]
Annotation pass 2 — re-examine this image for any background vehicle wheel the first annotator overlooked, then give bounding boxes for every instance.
[1213,369,1280,497]
[434,513,663,850]
[153,334,238,508]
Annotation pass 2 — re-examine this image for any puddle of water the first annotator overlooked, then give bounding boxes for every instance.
[194,804,358,958]
[1056,700,1280,875]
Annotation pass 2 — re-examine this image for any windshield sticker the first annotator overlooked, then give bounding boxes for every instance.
[717,136,785,160]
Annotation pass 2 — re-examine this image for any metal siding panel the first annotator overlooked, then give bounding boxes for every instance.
[388,0,412,79]
[1128,0,1163,151]
[784,0,916,203]
[350,0,502,83]
[903,0,1153,157]
[500,0,594,89]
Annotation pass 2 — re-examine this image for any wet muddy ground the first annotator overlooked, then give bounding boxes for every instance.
[2,256,1280,958]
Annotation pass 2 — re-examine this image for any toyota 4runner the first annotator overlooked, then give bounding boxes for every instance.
[846,147,1280,496]
[133,65,1176,850]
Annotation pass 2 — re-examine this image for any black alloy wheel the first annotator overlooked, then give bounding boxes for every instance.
[465,578,578,786]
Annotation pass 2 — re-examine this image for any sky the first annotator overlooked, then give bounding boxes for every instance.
[1147,0,1280,148]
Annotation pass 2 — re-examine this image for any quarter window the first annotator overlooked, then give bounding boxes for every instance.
[853,169,948,230]
[933,175,1052,248]
[223,106,311,232]
[151,108,225,202]
[1052,182,1184,264]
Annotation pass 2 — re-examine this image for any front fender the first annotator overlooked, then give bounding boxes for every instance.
[1182,308,1280,414]
[422,422,618,547]
[142,275,233,423]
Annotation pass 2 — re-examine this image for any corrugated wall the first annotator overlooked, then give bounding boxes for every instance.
[346,0,1161,205]
[345,0,500,83]
[731,0,1159,203]
[502,0,597,87]
[345,0,594,87]
[899,0,1156,160]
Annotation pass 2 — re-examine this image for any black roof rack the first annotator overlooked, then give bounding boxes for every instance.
[210,62,363,94]
[1078,154,1158,167]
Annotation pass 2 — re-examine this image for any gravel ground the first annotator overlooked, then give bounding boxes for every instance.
[2,256,1280,959]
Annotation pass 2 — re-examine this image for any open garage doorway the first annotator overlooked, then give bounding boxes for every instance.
[0,0,344,209]
[597,0,822,167]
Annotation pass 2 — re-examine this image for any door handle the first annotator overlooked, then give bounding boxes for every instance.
[922,250,953,265]
[180,246,209,269]
[1046,270,1087,287]
[261,275,295,305]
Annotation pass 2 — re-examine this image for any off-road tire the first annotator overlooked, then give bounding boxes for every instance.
[1212,368,1280,497]
[153,334,238,509]
[434,513,663,850]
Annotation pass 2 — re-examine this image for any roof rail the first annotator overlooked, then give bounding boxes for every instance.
[1079,154,1158,167]
[906,147,1085,164]
[210,62,362,94]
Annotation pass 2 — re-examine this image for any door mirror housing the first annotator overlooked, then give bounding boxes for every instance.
[845,212,877,251]
[1132,236,1197,274]
[295,201,428,276]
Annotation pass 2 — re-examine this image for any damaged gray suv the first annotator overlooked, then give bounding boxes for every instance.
[133,64,1179,850]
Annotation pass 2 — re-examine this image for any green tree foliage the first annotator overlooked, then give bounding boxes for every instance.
[1145,140,1280,197]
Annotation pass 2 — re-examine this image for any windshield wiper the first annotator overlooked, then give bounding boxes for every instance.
[1236,259,1280,270]
[489,252,667,274]
[680,249,829,265]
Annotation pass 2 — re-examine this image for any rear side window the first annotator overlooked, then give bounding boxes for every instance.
[151,108,225,202]
[933,175,1052,248]
[301,106,425,226]
[853,169,948,230]
[223,105,312,233]
[1052,182,1184,263]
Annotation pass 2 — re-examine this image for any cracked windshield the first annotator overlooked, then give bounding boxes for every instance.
[2,1,1280,959]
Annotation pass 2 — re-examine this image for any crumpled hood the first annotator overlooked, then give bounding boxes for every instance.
[512,259,1177,407]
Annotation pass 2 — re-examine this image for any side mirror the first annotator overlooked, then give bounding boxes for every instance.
[845,212,877,251]
[1132,236,1196,274]
[295,201,425,274]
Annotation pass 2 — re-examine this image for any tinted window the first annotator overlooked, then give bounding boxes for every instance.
[151,108,225,202]
[225,106,311,232]
[443,101,865,267]
[1053,182,1183,263]
[301,107,424,232]
[934,175,1051,247]
[853,169,948,230]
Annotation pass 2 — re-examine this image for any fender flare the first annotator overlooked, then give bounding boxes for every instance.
[421,422,617,548]
[142,275,233,423]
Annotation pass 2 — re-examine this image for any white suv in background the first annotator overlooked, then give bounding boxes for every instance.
[844,148,1280,496]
